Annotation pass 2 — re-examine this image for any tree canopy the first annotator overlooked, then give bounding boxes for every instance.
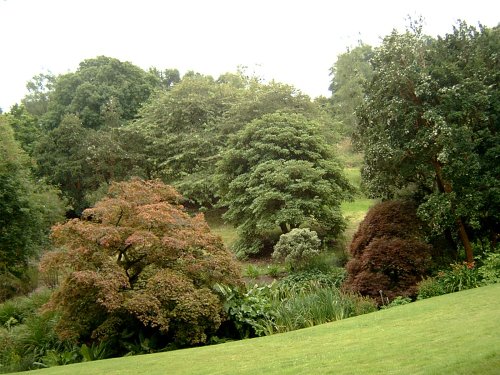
[40,180,241,348]
[0,117,65,299]
[218,111,354,256]
[357,22,500,261]
[329,43,373,137]
[41,56,159,130]
[126,73,322,207]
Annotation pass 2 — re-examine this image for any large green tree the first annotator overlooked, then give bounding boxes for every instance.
[126,74,239,206]
[0,117,65,299]
[218,111,354,256]
[329,43,373,137]
[41,56,158,130]
[127,74,321,207]
[357,22,499,262]
[34,114,133,213]
[4,104,41,155]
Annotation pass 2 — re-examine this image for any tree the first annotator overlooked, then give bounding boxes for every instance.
[357,22,499,262]
[329,43,373,137]
[344,200,432,303]
[218,111,354,256]
[125,74,238,206]
[4,104,41,155]
[126,73,320,207]
[22,72,56,117]
[148,67,181,90]
[39,180,241,349]
[34,114,133,214]
[41,56,158,130]
[0,117,65,300]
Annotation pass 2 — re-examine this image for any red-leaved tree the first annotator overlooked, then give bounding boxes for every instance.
[344,200,432,304]
[40,179,241,349]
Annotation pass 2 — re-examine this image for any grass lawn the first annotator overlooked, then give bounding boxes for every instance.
[24,284,500,375]
[203,208,239,248]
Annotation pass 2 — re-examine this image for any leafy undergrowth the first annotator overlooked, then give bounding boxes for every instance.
[23,284,500,375]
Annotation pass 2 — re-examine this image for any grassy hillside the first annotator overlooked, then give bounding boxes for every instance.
[24,284,500,375]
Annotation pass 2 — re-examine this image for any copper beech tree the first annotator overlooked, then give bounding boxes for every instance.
[40,179,241,348]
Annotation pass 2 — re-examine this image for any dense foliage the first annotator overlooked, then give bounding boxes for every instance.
[40,56,158,130]
[344,200,433,303]
[0,118,65,300]
[39,180,242,350]
[272,228,322,270]
[126,74,321,207]
[329,43,373,137]
[34,114,133,213]
[357,22,500,261]
[216,269,375,338]
[218,111,354,256]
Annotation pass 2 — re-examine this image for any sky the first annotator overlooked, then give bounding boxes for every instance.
[0,0,498,111]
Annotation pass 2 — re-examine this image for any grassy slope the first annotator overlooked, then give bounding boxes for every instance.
[26,284,500,375]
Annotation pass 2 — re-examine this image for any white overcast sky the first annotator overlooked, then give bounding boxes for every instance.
[0,0,498,111]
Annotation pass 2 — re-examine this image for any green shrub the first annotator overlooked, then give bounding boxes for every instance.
[214,283,276,338]
[272,228,322,271]
[276,269,346,293]
[270,288,376,334]
[41,347,80,367]
[244,264,262,279]
[381,296,412,309]
[478,252,500,285]
[0,289,73,373]
[266,264,282,278]
[439,262,480,293]
[417,277,446,300]
[215,270,374,338]
[0,288,52,326]
[417,262,481,300]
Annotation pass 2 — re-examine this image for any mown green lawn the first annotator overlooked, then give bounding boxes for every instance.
[24,284,500,375]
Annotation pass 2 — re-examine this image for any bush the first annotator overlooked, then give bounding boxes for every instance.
[417,262,482,300]
[0,288,52,326]
[416,277,446,300]
[478,252,500,285]
[216,269,375,338]
[39,180,242,350]
[0,303,69,373]
[214,283,276,338]
[269,288,376,334]
[344,200,432,304]
[438,262,480,292]
[381,296,412,309]
[272,228,322,271]
[276,269,347,293]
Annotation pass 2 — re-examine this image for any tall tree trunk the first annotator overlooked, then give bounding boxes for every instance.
[279,223,289,234]
[432,160,474,263]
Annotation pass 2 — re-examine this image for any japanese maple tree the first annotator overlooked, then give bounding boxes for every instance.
[40,179,241,349]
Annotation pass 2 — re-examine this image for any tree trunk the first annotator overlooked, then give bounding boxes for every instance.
[432,159,474,263]
[457,218,474,263]
[279,223,289,234]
